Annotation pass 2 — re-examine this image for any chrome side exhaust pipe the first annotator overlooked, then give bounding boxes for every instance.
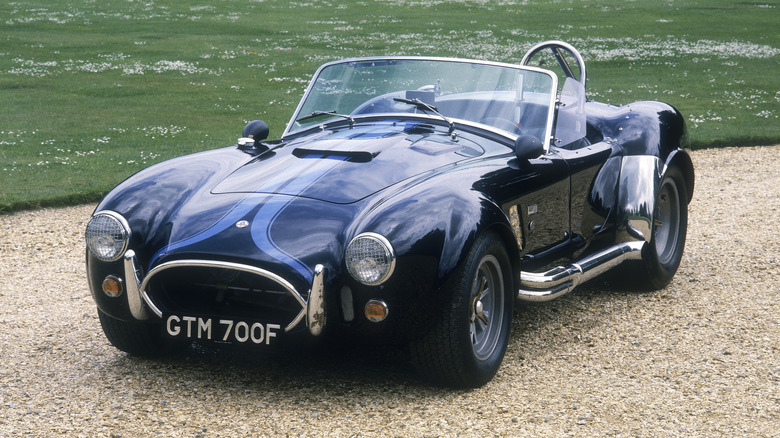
[517,241,645,302]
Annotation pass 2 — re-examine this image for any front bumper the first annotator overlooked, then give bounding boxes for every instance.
[122,250,327,336]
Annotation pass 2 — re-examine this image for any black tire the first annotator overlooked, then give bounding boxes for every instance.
[634,165,689,290]
[98,309,183,357]
[410,232,513,388]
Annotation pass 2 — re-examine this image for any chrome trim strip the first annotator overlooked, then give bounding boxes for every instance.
[306,264,326,336]
[517,241,644,302]
[123,250,151,320]
[123,255,313,333]
[287,310,306,333]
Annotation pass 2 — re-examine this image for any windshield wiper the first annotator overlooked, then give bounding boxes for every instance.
[393,97,455,134]
[296,110,354,124]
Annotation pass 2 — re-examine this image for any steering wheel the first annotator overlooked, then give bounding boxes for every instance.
[521,40,587,87]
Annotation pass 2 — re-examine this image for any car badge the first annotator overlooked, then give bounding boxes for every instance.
[235,220,249,228]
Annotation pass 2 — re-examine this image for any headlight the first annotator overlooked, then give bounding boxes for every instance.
[85,211,130,262]
[345,233,396,286]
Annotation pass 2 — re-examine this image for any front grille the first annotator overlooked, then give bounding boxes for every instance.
[146,266,303,325]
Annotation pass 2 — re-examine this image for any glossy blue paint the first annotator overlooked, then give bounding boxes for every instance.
[585,100,688,159]
[87,57,692,342]
[213,121,486,204]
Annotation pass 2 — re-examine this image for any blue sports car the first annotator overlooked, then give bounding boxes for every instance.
[86,41,694,387]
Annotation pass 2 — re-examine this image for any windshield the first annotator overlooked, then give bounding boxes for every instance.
[284,58,557,142]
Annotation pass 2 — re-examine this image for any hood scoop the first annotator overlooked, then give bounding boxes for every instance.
[212,127,483,204]
[292,147,375,163]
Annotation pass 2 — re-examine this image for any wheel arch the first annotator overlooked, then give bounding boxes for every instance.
[666,148,695,204]
[356,179,519,293]
[482,220,521,295]
[602,101,692,244]
[435,196,519,293]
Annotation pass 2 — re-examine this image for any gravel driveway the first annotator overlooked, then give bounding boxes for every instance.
[1,145,778,437]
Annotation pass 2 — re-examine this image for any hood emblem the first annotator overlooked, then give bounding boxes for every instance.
[235,220,250,229]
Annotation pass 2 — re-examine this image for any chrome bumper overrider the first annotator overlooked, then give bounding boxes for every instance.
[123,250,326,335]
[517,241,644,302]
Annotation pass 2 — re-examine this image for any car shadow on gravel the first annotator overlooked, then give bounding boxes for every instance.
[101,277,652,394]
[104,337,443,394]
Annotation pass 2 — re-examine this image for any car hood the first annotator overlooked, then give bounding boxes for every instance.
[212,122,484,203]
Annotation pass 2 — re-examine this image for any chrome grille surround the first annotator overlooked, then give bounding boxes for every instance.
[123,250,325,334]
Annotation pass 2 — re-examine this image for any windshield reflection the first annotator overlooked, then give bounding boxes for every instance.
[285,58,557,141]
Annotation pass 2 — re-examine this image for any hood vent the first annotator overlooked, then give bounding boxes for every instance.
[292,148,375,163]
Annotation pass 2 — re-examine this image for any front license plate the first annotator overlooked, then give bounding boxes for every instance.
[162,313,282,346]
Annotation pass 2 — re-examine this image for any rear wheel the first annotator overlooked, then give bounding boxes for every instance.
[98,309,183,357]
[410,232,513,388]
[634,165,688,290]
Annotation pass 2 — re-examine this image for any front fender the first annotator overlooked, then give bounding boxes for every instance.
[350,164,515,292]
[93,146,257,268]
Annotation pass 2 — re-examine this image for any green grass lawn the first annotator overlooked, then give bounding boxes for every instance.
[1,0,778,212]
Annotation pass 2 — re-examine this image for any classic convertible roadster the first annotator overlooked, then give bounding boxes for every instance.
[86,41,693,387]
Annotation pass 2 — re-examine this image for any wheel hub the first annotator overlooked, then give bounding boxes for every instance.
[473,299,488,325]
[470,277,489,325]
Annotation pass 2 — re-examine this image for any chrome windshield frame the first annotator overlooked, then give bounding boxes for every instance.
[281,56,558,152]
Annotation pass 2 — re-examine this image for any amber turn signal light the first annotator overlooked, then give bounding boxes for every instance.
[102,275,124,297]
[364,299,388,322]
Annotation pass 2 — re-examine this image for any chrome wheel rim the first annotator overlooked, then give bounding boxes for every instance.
[654,177,681,265]
[469,255,505,361]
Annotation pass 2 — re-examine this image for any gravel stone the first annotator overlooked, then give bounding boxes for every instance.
[1,145,778,437]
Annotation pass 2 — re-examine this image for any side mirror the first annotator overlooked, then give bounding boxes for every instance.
[242,120,269,142]
[514,134,544,161]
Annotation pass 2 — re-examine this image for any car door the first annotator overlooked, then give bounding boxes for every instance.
[550,77,615,244]
[553,143,615,242]
[499,151,571,258]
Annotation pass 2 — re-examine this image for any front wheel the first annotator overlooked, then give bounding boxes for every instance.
[410,232,513,388]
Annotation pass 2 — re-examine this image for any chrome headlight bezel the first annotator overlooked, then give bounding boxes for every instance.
[345,232,396,286]
[85,211,131,262]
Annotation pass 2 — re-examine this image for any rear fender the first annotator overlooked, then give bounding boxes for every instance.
[598,101,691,244]
[608,101,688,159]
[666,149,695,203]
[615,155,663,244]
[615,148,694,245]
